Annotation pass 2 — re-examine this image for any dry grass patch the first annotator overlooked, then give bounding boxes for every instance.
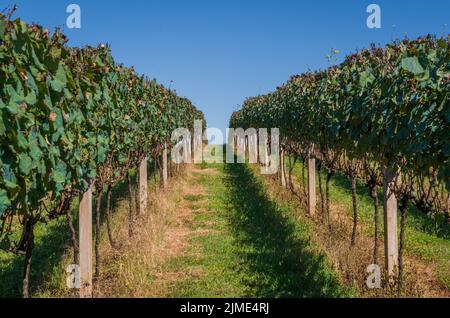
[94,169,204,298]
[255,165,449,298]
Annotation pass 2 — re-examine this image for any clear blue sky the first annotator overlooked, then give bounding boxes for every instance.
[5,0,450,135]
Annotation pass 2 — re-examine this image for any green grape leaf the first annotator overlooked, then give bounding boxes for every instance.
[18,153,33,175]
[53,170,65,184]
[25,91,37,105]
[401,57,425,75]
[0,189,11,217]
[359,70,375,88]
[0,114,6,135]
[443,142,450,157]
[0,19,6,40]
[50,63,67,92]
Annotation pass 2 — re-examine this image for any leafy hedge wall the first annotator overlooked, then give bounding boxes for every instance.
[0,15,204,228]
[231,36,449,188]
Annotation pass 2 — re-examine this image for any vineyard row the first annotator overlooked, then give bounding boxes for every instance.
[230,35,449,291]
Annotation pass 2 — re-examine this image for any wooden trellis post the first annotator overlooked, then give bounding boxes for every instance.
[139,157,148,215]
[187,137,192,163]
[307,145,316,216]
[245,135,248,160]
[280,148,287,187]
[194,134,203,163]
[183,138,191,164]
[383,167,398,278]
[265,140,270,168]
[79,185,93,298]
[251,133,258,163]
[162,144,168,188]
[194,121,203,164]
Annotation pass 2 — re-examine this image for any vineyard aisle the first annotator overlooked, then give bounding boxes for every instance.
[95,163,350,298]
[1,161,448,298]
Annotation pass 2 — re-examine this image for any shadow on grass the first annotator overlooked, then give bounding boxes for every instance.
[0,219,70,298]
[0,159,159,298]
[223,163,350,298]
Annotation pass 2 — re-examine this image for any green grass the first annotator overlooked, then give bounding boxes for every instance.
[290,159,450,289]
[166,163,352,298]
[183,194,206,202]
[0,159,161,298]
[3,155,447,298]
[0,216,71,298]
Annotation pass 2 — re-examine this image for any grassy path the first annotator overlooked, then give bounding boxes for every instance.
[1,160,448,298]
[0,162,348,298]
[161,164,350,297]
